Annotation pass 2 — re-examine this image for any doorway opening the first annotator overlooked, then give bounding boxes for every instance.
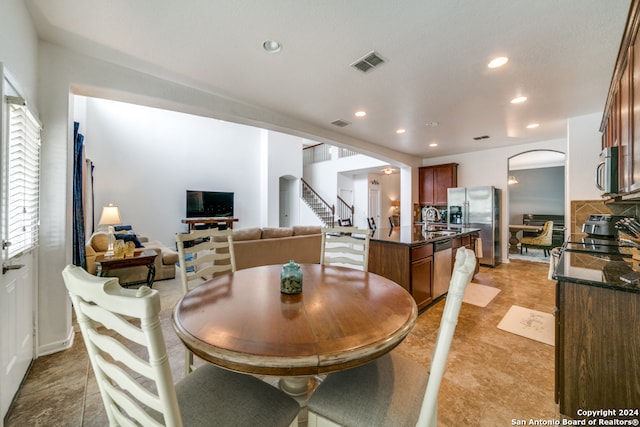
[508,150,566,262]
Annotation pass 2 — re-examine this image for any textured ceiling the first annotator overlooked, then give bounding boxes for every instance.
[26,0,632,162]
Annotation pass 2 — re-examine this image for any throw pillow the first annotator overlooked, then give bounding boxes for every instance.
[261,227,293,239]
[292,225,322,236]
[232,227,262,241]
[91,233,109,252]
[115,233,144,248]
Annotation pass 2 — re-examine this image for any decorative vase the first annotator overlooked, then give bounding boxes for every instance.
[125,241,135,257]
[280,260,303,294]
[113,239,126,259]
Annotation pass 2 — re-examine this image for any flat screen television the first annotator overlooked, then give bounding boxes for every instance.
[186,190,234,218]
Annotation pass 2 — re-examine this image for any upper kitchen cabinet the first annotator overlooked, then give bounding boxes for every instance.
[600,0,640,197]
[419,163,458,206]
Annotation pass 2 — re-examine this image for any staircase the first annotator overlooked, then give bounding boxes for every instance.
[301,179,335,226]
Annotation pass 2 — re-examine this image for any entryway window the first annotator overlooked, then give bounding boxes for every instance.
[3,96,41,259]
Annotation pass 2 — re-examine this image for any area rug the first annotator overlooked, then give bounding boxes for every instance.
[508,252,550,264]
[497,305,555,346]
[462,283,501,307]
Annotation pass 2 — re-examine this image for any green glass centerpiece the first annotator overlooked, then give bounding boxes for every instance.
[280,260,303,294]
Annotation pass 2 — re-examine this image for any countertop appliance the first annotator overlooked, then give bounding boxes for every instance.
[448,186,501,267]
[581,214,625,237]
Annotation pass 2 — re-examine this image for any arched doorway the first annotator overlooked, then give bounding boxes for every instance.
[508,150,566,261]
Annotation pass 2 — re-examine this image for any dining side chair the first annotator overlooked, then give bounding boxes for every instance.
[307,247,477,427]
[366,217,377,231]
[338,217,352,227]
[175,227,236,373]
[320,226,371,271]
[520,220,554,256]
[61,265,299,427]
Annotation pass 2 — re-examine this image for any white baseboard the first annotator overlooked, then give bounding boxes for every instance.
[37,327,74,357]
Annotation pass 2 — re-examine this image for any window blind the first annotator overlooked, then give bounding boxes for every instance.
[6,101,41,258]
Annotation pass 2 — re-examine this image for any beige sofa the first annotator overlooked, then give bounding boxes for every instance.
[85,231,178,284]
[231,225,322,270]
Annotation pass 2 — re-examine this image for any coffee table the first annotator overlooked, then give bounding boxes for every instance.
[95,250,157,287]
[172,264,418,399]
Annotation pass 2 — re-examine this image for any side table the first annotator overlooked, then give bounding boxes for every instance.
[94,250,157,288]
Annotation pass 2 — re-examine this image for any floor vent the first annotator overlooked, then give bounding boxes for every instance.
[331,119,351,127]
[351,51,386,73]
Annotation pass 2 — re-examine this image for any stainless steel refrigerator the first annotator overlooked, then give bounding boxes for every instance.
[448,186,501,267]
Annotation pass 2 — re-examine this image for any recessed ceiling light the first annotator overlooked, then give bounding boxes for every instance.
[355,111,366,117]
[429,143,438,147]
[511,96,527,104]
[526,123,540,129]
[262,40,282,53]
[425,121,439,127]
[396,129,406,134]
[488,56,509,68]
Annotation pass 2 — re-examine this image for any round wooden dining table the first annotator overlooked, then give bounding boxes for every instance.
[172,263,418,397]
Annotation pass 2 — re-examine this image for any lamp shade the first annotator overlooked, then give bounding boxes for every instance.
[99,204,122,226]
[391,201,400,207]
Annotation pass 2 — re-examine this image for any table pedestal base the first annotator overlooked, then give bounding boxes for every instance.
[279,376,317,397]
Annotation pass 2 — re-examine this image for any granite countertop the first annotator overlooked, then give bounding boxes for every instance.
[370,225,479,246]
[553,248,640,294]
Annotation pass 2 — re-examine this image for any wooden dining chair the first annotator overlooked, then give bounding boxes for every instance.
[175,227,236,373]
[307,247,477,427]
[320,226,371,271]
[62,265,299,427]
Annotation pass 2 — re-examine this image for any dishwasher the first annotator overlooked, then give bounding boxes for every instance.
[433,239,453,299]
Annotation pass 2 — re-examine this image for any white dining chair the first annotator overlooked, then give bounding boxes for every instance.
[175,227,236,294]
[307,246,477,427]
[62,265,299,427]
[320,226,370,271]
[175,228,237,373]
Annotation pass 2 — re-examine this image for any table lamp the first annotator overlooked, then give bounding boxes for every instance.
[99,204,122,257]
[391,200,400,214]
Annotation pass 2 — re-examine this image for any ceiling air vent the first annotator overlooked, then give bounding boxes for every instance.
[351,51,386,73]
[331,119,351,127]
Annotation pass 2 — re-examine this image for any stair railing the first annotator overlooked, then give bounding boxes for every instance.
[301,178,335,227]
[337,195,354,224]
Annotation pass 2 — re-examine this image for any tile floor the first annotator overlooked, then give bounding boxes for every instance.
[4,259,558,426]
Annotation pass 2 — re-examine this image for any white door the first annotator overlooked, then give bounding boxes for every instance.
[368,189,381,228]
[279,177,291,227]
[1,71,37,420]
[1,256,35,420]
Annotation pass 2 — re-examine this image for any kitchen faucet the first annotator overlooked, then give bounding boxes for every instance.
[422,206,441,230]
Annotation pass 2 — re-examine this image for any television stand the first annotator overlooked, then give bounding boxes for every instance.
[182,217,239,231]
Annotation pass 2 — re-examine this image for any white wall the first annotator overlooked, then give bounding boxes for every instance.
[82,97,262,244]
[567,113,603,201]
[266,131,304,226]
[0,1,39,107]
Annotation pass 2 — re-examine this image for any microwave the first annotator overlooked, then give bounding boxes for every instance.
[595,146,618,195]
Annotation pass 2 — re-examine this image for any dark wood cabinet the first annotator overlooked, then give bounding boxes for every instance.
[369,240,433,310]
[556,281,640,418]
[600,0,640,197]
[418,163,458,206]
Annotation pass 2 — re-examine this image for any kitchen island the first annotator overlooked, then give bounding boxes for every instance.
[368,225,479,310]
[553,241,640,420]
